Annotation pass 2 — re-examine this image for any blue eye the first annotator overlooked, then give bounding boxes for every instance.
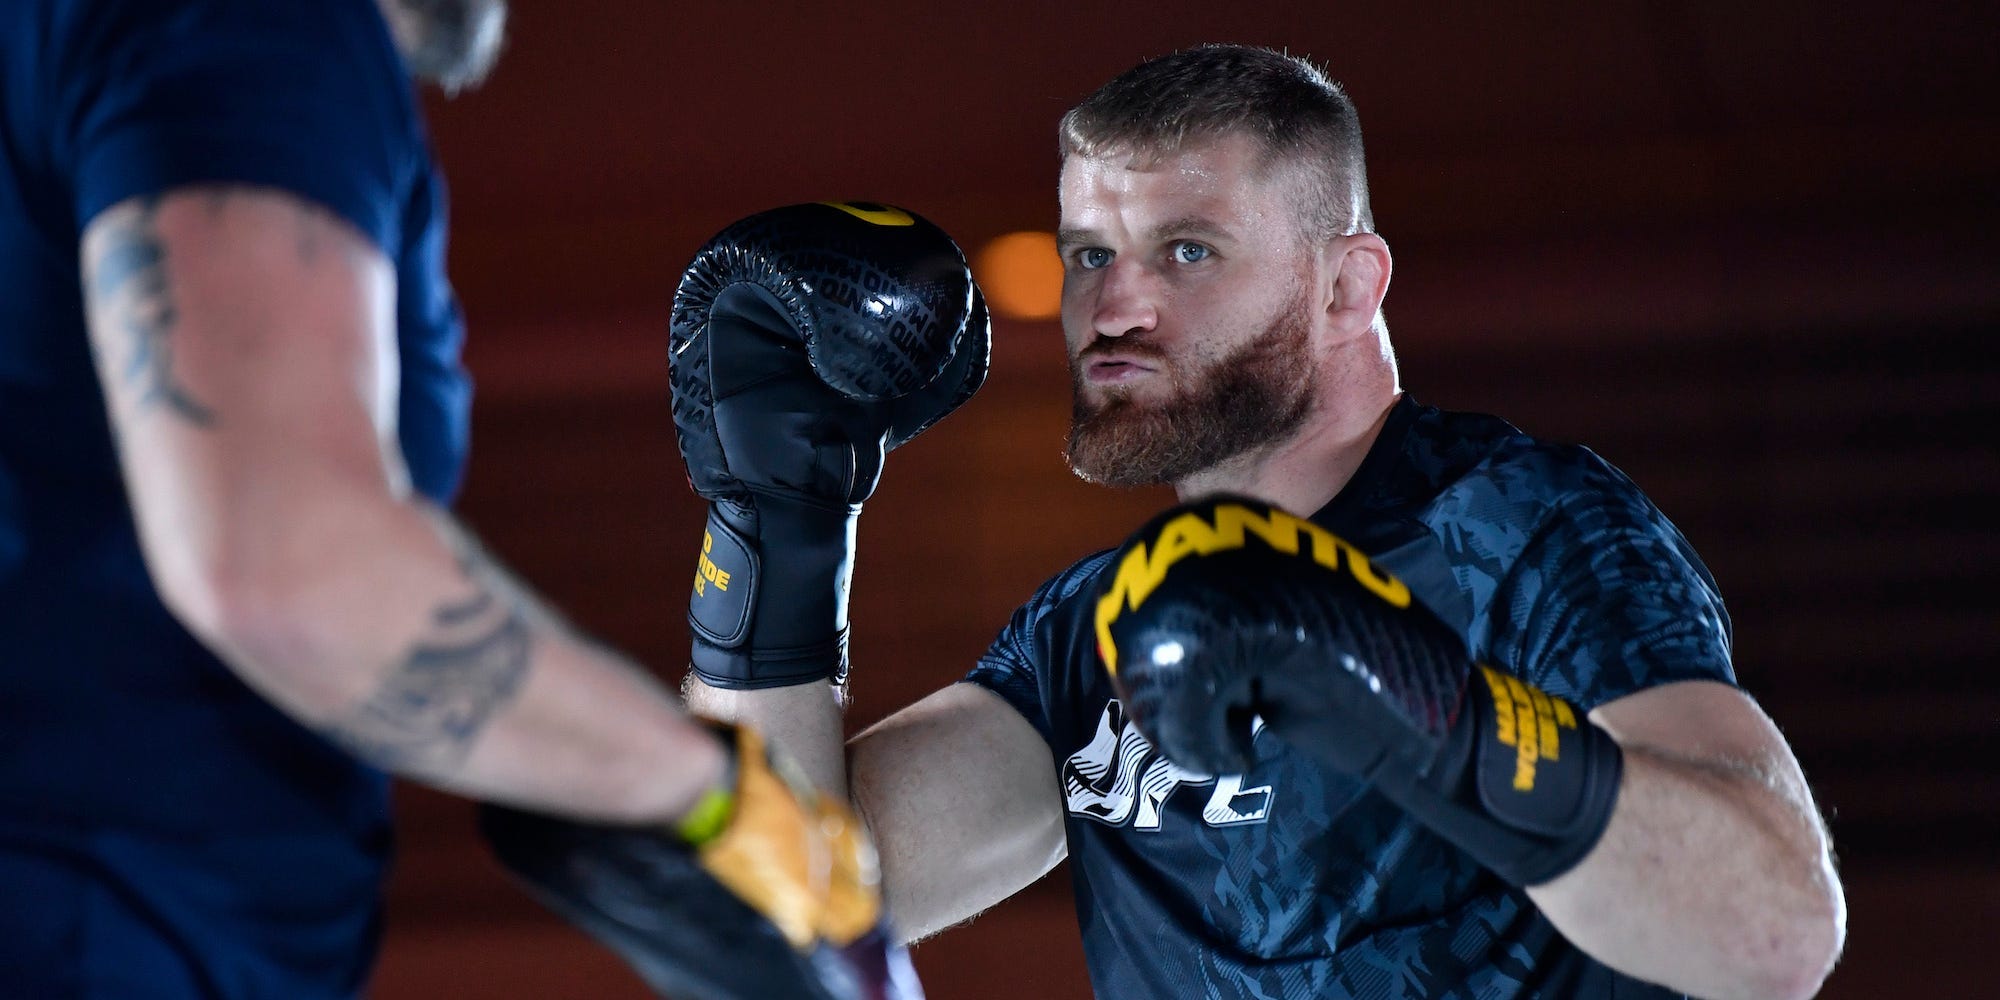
[1078,247,1113,269]
[1173,242,1211,264]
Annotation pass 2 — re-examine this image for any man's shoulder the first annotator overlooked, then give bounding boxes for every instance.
[1383,401,1702,638]
[1401,400,1655,526]
[1008,546,1119,638]
[962,546,1120,744]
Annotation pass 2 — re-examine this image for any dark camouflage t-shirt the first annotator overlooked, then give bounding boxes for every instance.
[965,397,1733,999]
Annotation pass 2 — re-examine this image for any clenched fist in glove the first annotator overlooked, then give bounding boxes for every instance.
[1094,496,1624,888]
[670,202,989,690]
[480,722,923,1000]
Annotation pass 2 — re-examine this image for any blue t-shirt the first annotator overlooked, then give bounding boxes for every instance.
[967,397,1734,999]
[0,0,469,993]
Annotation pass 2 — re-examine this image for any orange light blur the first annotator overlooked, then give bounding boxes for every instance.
[973,231,1063,322]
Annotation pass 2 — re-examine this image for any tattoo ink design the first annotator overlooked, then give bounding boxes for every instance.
[89,197,216,426]
[331,587,532,770]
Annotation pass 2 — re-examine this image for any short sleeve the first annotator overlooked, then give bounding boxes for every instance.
[963,550,1115,748]
[1500,461,1736,708]
[54,0,420,252]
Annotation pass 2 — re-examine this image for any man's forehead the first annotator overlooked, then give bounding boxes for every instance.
[1062,132,1265,183]
[1058,134,1286,225]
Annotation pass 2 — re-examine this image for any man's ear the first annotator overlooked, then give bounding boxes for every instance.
[1319,232,1392,336]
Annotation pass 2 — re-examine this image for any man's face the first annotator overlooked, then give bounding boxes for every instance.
[1057,134,1317,487]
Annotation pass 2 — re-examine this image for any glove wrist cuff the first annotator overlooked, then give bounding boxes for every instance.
[688,500,857,689]
[690,632,852,690]
[1383,670,1624,887]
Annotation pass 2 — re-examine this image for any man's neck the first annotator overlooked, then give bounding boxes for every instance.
[1174,387,1401,516]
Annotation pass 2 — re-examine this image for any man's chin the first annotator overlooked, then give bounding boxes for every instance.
[1066,405,1183,487]
[1066,454,1166,488]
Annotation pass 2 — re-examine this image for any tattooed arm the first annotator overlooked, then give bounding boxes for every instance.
[79,186,724,825]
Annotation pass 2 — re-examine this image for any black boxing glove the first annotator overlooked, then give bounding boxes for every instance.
[670,202,989,689]
[480,722,924,1000]
[1094,496,1623,887]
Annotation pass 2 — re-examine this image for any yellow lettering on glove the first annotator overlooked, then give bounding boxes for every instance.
[1096,502,1412,675]
[1483,667,1517,747]
[1479,666,1581,792]
[683,724,881,950]
[693,531,732,596]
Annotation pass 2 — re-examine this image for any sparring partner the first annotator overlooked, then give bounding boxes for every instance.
[683,46,1847,1000]
[0,2,893,997]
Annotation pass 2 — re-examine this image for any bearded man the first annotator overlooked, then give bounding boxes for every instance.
[685,45,1847,1000]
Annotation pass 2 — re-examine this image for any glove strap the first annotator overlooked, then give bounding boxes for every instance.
[1380,669,1623,887]
[688,498,857,689]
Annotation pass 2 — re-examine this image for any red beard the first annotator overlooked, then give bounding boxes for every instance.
[1067,300,1313,487]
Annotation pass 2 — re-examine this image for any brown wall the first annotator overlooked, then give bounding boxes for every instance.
[369,2,1999,995]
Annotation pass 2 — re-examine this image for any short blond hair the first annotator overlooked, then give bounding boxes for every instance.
[1060,45,1374,241]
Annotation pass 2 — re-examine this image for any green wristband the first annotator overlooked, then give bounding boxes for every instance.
[673,784,736,845]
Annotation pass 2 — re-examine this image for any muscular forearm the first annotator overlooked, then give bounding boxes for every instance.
[1527,743,1845,1000]
[681,676,849,799]
[176,492,721,825]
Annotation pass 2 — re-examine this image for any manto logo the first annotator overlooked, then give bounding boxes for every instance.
[1095,502,1412,675]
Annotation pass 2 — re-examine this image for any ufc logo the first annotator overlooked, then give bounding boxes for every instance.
[1062,700,1272,831]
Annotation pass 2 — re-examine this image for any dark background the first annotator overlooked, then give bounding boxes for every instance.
[368,2,1999,996]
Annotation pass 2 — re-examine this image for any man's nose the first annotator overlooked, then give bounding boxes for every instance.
[1090,260,1160,339]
